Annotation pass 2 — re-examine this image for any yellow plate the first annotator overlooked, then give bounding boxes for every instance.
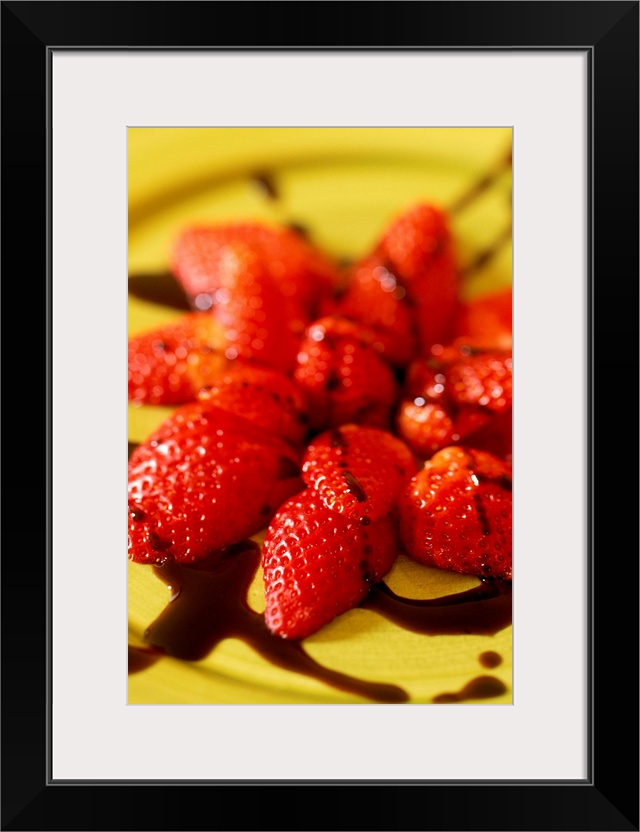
[128,127,513,705]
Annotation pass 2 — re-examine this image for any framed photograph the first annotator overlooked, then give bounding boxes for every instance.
[3,2,637,830]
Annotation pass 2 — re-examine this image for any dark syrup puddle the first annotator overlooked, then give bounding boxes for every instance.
[129,541,408,703]
[127,270,193,311]
[361,579,512,637]
[432,675,508,703]
[128,541,511,703]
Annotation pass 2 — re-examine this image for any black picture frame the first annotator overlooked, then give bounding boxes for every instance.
[2,2,638,830]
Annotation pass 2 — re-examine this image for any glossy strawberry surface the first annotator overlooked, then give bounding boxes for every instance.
[373,203,461,351]
[171,221,339,320]
[128,313,231,406]
[128,402,304,564]
[336,255,417,368]
[262,490,398,639]
[293,316,399,431]
[395,347,512,461]
[302,424,418,522]
[375,202,452,282]
[207,241,304,374]
[398,446,512,581]
[197,363,310,447]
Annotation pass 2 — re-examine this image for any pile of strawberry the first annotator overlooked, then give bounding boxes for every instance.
[128,204,513,640]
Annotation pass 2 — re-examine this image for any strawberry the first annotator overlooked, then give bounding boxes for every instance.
[375,203,452,281]
[398,446,512,581]
[171,221,340,321]
[408,247,461,354]
[335,255,417,367]
[395,399,457,459]
[456,407,513,463]
[208,241,304,374]
[128,401,304,564]
[301,424,418,522]
[446,349,512,413]
[373,203,461,351]
[197,363,310,447]
[453,286,513,350]
[293,316,399,431]
[128,312,232,406]
[394,347,512,461]
[171,225,223,308]
[261,489,398,639]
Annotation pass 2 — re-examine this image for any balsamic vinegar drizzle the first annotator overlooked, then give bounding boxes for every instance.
[128,645,160,674]
[361,580,512,637]
[286,221,311,240]
[131,541,408,703]
[448,147,512,279]
[128,539,512,702]
[251,172,279,200]
[479,650,503,669]
[449,149,512,215]
[128,156,514,702]
[432,675,508,704]
[127,270,192,311]
[459,219,513,278]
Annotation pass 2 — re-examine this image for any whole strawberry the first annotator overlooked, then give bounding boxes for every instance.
[171,220,339,321]
[128,401,304,564]
[373,202,461,351]
[209,241,304,374]
[335,255,417,368]
[302,424,418,522]
[395,397,457,459]
[398,446,512,581]
[128,313,231,406]
[262,489,398,639]
[293,316,399,432]
[375,203,452,281]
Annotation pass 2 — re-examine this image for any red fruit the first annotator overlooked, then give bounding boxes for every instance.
[376,203,452,281]
[171,225,226,307]
[394,348,512,461]
[128,402,304,564]
[395,399,456,458]
[458,407,513,463]
[336,256,417,367]
[302,424,418,522]
[128,313,232,406]
[409,247,461,353]
[447,350,513,413]
[453,287,513,350]
[398,446,512,581]
[373,203,461,351]
[262,489,398,639]
[171,221,339,320]
[402,358,448,401]
[293,316,399,431]
[197,363,310,446]
[210,242,303,374]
